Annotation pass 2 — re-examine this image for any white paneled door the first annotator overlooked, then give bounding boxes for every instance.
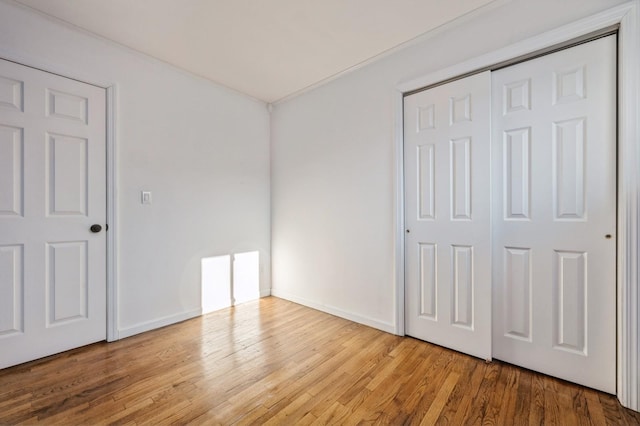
[0,59,106,369]
[404,72,492,360]
[492,36,616,393]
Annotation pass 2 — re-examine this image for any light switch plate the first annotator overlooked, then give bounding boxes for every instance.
[141,191,152,205]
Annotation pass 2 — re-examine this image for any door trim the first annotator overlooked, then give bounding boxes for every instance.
[393,1,640,410]
[0,52,120,344]
[106,85,119,342]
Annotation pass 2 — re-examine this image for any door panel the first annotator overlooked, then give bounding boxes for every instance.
[492,36,616,393]
[404,71,492,360]
[502,247,531,341]
[0,58,106,369]
[47,133,88,216]
[0,244,23,336]
[0,125,23,216]
[47,241,88,325]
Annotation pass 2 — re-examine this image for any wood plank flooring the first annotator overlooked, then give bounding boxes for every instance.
[1,296,639,425]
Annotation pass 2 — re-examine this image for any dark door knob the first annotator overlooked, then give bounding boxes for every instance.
[90,224,102,233]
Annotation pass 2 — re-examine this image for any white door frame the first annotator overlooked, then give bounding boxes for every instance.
[105,86,119,342]
[393,1,640,410]
[0,52,120,343]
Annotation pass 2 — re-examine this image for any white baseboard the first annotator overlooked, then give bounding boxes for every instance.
[260,288,272,297]
[118,308,203,339]
[270,288,396,334]
[117,292,272,339]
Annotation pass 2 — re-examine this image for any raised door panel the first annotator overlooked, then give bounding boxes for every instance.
[0,125,23,217]
[503,247,532,341]
[450,137,472,220]
[0,244,23,337]
[503,79,531,114]
[0,75,23,111]
[504,128,530,220]
[450,94,471,124]
[451,245,473,329]
[417,144,435,220]
[46,242,89,325]
[553,118,585,220]
[419,243,437,320]
[418,104,435,131]
[553,66,585,105]
[553,250,587,355]
[46,133,88,216]
[46,89,88,124]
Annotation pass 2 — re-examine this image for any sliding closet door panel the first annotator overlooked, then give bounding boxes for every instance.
[404,71,491,360]
[492,36,616,393]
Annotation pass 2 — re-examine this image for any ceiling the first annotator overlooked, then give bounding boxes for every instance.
[14,0,497,103]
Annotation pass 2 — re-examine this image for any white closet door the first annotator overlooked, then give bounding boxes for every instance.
[404,71,491,360]
[491,36,616,393]
[0,59,106,369]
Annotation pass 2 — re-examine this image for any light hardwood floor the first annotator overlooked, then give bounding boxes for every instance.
[1,296,639,425]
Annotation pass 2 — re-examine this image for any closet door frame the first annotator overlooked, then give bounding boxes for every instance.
[393,2,640,411]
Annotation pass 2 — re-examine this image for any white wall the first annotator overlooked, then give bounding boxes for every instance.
[0,1,271,337]
[270,0,628,333]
